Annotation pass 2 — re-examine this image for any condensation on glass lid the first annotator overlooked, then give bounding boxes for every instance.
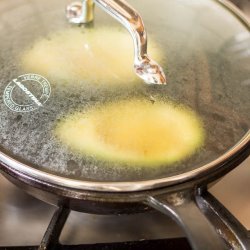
[20,27,162,86]
[55,99,205,167]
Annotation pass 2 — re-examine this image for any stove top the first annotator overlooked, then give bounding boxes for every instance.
[0,159,249,249]
[0,0,249,249]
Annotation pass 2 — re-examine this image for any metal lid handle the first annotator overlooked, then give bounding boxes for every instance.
[66,0,167,85]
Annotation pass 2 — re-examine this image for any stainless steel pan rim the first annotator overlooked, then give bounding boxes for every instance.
[0,0,249,193]
[1,131,249,192]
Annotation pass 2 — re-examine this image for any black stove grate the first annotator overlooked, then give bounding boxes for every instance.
[1,191,250,250]
[0,206,191,250]
[0,239,191,250]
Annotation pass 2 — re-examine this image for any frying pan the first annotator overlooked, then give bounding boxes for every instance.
[0,0,249,249]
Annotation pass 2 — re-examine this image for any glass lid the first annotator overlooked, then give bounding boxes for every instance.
[0,0,249,184]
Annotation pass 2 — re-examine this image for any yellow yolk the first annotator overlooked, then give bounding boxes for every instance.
[21,27,162,86]
[55,99,205,167]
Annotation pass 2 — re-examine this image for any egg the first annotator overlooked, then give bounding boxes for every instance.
[21,27,162,86]
[55,99,205,167]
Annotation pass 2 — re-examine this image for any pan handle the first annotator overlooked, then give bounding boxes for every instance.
[146,189,227,250]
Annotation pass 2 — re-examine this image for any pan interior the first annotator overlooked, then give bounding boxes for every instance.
[0,0,249,183]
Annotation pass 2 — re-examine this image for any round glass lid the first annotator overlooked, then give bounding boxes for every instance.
[0,0,249,183]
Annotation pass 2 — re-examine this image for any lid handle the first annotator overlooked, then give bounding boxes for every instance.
[66,0,167,85]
